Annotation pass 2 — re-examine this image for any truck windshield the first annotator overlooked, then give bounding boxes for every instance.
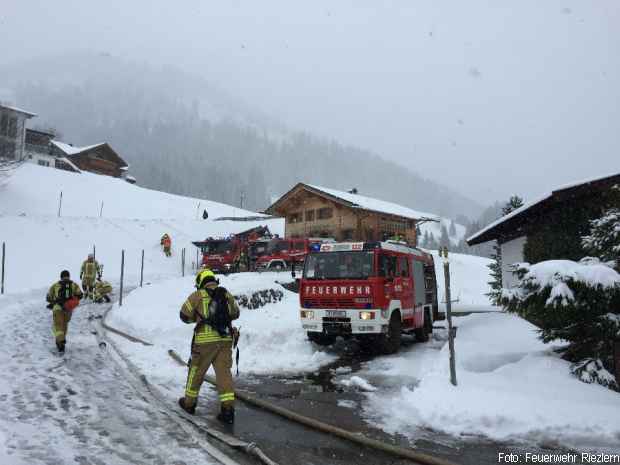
[303,251,374,280]
[267,240,289,254]
[204,241,232,254]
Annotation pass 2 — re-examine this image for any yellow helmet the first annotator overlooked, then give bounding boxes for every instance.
[195,268,218,288]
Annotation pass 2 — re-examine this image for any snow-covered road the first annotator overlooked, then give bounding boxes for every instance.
[0,290,223,465]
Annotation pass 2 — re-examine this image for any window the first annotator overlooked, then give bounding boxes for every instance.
[341,228,354,240]
[38,159,50,167]
[288,212,302,224]
[305,210,315,222]
[399,256,410,277]
[293,241,305,250]
[317,207,333,220]
[378,254,398,279]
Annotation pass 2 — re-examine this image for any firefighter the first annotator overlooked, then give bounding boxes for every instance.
[161,233,172,257]
[46,270,83,353]
[178,269,240,424]
[80,254,101,299]
[94,278,113,303]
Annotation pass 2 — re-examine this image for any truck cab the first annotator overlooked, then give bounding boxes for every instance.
[196,238,240,273]
[299,241,438,354]
[255,238,316,271]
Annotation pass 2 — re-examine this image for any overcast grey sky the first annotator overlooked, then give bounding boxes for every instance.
[2,0,619,205]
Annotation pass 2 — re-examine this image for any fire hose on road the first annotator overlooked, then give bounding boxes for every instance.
[98,305,459,465]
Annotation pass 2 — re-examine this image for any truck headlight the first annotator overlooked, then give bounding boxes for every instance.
[359,311,375,320]
[301,310,314,319]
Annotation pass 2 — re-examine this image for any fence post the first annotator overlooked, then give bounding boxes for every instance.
[93,244,96,261]
[442,246,457,386]
[181,248,186,277]
[1,242,5,295]
[57,191,63,218]
[196,202,201,220]
[140,249,144,287]
[99,201,104,218]
[196,248,200,270]
[119,249,125,306]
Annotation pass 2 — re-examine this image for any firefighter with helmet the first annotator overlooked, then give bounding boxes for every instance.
[80,254,101,299]
[161,233,172,257]
[46,270,83,353]
[94,278,113,303]
[178,269,240,424]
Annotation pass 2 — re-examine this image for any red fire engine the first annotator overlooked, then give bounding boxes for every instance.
[298,241,439,354]
[193,226,271,273]
[255,237,333,271]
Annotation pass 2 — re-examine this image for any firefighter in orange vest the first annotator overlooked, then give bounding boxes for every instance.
[46,270,83,353]
[178,269,240,423]
[161,233,172,257]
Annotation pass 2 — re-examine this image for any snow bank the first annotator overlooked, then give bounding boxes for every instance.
[429,251,497,311]
[107,272,334,381]
[361,313,620,449]
[0,164,283,292]
[1,163,263,219]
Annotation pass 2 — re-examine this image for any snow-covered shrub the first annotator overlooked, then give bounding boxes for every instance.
[502,259,620,390]
[582,206,620,270]
[235,288,284,310]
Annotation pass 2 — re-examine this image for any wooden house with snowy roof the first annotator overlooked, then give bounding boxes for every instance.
[265,183,438,245]
[467,173,620,287]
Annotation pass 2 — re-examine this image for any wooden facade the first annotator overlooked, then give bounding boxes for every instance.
[51,142,128,178]
[265,184,419,245]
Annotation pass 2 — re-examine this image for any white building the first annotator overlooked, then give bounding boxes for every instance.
[467,173,620,288]
[0,104,36,161]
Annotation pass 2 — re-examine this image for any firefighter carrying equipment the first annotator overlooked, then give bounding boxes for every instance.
[46,277,83,349]
[94,279,113,303]
[178,274,240,418]
[81,257,102,297]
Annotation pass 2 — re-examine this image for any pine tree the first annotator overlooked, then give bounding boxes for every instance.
[487,195,525,304]
[422,230,430,248]
[582,204,620,270]
[449,219,457,237]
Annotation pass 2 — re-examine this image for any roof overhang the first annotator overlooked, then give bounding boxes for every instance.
[467,172,620,246]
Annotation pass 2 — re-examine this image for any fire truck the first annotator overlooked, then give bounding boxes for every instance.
[193,226,271,273]
[298,241,439,354]
[255,237,333,271]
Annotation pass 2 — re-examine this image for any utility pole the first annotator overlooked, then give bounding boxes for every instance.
[140,249,144,287]
[441,246,458,386]
[240,191,245,210]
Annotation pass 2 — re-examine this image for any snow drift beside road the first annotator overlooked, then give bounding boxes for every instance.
[361,313,620,450]
[107,272,335,381]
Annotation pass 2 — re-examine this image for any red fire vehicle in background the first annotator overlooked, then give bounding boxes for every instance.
[298,241,439,354]
[254,237,333,271]
[193,226,271,273]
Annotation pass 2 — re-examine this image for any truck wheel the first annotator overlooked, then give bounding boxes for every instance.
[378,312,402,355]
[307,332,336,346]
[414,311,431,342]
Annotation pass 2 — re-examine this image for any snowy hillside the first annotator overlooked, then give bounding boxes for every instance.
[0,165,283,292]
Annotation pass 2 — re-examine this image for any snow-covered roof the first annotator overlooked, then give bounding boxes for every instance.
[51,140,105,156]
[467,172,620,245]
[0,103,37,117]
[56,157,82,173]
[305,184,439,221]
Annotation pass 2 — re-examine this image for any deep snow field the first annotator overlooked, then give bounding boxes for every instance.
[0,164,283,292]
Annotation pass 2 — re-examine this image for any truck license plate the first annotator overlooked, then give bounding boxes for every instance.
[326,310,346,317]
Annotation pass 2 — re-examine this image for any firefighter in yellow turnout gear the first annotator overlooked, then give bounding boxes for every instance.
[46,270,83,353]
[80,254,101,299]
[178,269,240,423]
[94,278,113,303]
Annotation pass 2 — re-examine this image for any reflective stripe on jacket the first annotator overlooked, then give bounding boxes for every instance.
[81,260,100,278]
[180,288,239,344]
